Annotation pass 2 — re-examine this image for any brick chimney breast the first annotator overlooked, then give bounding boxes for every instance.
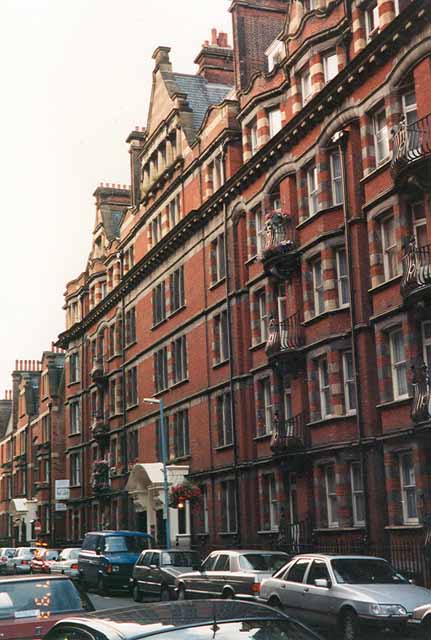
[194,29,234,85]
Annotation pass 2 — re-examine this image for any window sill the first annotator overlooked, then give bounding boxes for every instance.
[257,529,279,534]
[302,306,349,327]
[152,318,168,331]
[126,402,139,410]
[167,305,186,320]
[70,484,81,489]
[209,277,226,291]
[250,340,267,352]
[67,380,80,387]
[107,354,121,362]
[219,531,238,536]
[375,396,411,410]
[297,203,342,230]
[124,339,137,350]
[307,413,356,428]
[313,526,366,532]
[254,433,272,441]
[360,157,391,182]
[68,432,81,437]
[171,378,189,390]
[213,358,229,369]
[171,454,191,464]
[368,273,402,294]
[385,524,422,530]
[215,443,234,452]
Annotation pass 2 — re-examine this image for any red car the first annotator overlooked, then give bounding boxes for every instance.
[0,574,93,639]
[30,548,60,573]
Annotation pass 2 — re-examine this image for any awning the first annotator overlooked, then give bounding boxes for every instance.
[125,463,190,493]
[9,499,28,515]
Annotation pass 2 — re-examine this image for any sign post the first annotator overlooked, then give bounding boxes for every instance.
[34,521,42,535]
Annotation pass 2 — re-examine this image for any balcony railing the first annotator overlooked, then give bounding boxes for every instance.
[411,362,431,423]
[91,413,110,439]
[401,237,431,298]
[91,459,111,493]
[270,412,309,453]
[266,312,304,354]
[391,113,431,178]
[91,356,107,384]
[259,212,298,278]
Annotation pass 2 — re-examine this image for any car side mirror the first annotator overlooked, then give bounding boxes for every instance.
[95,546,102,556]
[314,578,331,588]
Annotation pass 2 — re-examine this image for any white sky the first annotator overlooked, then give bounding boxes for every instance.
[0,0,232,395]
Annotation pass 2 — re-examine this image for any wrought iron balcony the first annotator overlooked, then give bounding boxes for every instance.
[259,212,299,279]
[401,237,431,302]
[391,114,431,189]
[91,356,107,385]
[266,312,304,357]
[91,459,111,493]
[411,362,431,423]
[270,412,309,453]
[91,413,110,440]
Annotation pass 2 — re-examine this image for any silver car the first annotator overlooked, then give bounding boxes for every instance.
[49,548,80,578]
[0,548,15,573]
[176,549,289,600]
[259,554,431,640]
[8,546,37,573]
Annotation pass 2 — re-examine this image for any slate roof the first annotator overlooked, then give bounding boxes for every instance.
[173,74,232,133]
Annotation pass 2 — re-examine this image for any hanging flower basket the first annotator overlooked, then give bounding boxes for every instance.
[169,482,202,511]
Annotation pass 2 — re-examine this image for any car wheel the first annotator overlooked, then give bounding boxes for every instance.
[177,585,187,600]
[160,586,170,602]
[339,609,361,640]
[97,575,109,596]
[132,582,143,602]
[223,589,234,600]
[268,597,283,611]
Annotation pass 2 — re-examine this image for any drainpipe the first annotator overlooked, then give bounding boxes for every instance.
[118,250,129,527]
[334,129,370,542]
[221,141,242,545]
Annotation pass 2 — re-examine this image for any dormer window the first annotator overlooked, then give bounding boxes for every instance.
[365,1,379,41]
[301,68,312,105]
[266,40,284,73]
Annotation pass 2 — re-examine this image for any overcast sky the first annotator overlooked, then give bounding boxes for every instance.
[0,0,231,394]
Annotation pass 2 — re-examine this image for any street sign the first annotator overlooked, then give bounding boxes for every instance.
[55,502,67,512]
[34,521,42,534]
[55,479,70,501]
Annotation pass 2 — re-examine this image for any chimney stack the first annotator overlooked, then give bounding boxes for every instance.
[194,29,234,85]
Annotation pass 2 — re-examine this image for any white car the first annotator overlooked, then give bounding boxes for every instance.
[0,548,15,573]
[50,548,80,578]
[8,546,37,573]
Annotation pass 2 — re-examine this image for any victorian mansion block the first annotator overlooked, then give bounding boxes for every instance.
[1,0,430,551]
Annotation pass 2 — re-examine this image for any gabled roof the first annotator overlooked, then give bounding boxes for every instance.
[173,74,232,133]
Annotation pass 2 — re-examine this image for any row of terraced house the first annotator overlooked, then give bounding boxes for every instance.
[0,0,430,577]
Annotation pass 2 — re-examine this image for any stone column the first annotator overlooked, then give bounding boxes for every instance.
[242,125,252,162]
[378,0,396,29]
[352,5,366,54]
[256,109,270,148]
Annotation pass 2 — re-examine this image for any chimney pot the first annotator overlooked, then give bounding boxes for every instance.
[211,28,217,45]
[15,360,18,369]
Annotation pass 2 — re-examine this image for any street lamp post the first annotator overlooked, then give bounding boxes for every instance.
[143,398,171,549]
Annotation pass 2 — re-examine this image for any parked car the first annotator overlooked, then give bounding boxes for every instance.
[0,574,93,640]
[78,529,153,594]
[0,547,15,573]
[30,548,60,573]
[44,598,322,640]
[175,549,290,600]
[131,548,200,602]
[409,602,431,635]
[8,546,37,574]
[50,547,80,578]
[259,553,431,640]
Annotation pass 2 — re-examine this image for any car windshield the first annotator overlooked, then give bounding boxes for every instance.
[162,552,199,567]
[239,554,287,572]
[331,559,408,584]
[0,579,87,619]
[104,535,150,553]
[46,619,314,640]
[46,551,59,560]
[18,549,35,558]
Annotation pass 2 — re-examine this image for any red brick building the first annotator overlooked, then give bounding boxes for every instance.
[53,0,431,563]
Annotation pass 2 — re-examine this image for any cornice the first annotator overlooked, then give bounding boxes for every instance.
[58,1,427,348]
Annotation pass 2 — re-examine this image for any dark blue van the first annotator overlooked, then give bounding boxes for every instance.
[78,530,153,593]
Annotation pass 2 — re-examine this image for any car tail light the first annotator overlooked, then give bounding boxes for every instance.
[251,582,261,594]
[106,564,112,574]
[0,557,7,563]
[71,563,78,570]
[22,560,29,565]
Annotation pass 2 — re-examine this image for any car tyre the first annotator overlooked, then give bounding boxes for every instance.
[339,609,361,640]
[97,575,109,596]
[160,585,170,602]
[132,582,143,602]
[177,585,187,600]
[222,589,234,600]
[268,597,283,612]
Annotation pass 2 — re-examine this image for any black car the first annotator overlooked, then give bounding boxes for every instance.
[44,599,322,640]
[131,548,200,602]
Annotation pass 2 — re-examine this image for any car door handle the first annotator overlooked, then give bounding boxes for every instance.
[303,588,309,594]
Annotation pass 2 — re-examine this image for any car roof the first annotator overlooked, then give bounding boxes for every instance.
[0,574,70,582]
[49,600,292,639]
[85,530,151,537]
[210,549,289,555]
[291,554,386,561]
[148,549,199,553]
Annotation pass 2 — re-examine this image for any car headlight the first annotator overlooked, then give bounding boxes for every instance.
[369,604,407,617]
[112,564,120,572]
